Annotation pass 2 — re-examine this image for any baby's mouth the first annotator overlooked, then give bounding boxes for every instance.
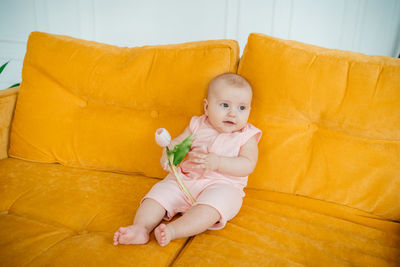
[223,121,235,125]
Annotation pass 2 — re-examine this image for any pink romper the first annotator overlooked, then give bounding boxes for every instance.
[143,115,262,229]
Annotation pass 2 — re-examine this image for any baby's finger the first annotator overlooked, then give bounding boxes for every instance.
[190,152,206,159]
[187,152,197,160]
[196,164,206,169]
[197,153,207,159]
[192,158,205,164]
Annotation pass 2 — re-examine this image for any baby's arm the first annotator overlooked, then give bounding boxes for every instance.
[160,127,192,169]
[189,136,259,177]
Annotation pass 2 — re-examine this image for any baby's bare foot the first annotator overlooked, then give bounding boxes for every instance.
[113,225,149,245]
[154,223,173,247]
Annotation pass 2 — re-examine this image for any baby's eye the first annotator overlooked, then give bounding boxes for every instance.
[220,103,229,108]
[238,106,246,111]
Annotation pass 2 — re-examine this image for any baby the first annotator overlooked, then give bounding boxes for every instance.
[113,73,261,247]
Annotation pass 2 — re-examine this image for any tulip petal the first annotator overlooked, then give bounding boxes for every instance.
[155,128,171,147]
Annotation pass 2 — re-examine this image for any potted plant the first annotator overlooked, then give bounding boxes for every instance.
[0,61,20,88]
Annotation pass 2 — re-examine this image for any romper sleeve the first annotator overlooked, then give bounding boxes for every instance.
[189,115,205,135]
[240,123,262,147]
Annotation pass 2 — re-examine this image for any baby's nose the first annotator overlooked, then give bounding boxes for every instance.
[228,109,236,116]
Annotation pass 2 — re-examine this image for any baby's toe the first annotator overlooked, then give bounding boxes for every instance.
[113,233,120,244]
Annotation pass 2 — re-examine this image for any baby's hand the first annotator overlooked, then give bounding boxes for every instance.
[188,151,220,176]
[160,147,171,172]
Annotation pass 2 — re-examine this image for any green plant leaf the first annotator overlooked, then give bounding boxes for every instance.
[0,61,9,75]
[9,83,20,88]
[166,146,174,159]
[172,134,194,166]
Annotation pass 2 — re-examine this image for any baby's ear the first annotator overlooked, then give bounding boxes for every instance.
[203,98,209,115]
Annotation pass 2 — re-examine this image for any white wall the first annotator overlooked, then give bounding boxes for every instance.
[0,0,399,90]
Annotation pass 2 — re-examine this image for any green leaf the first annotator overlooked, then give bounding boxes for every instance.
[9,82,20,88]
[166,145,174,157]
[0,61,9,75]
[172,134,194,166]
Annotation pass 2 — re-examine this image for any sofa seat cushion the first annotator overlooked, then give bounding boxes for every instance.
[174,189,400,266]
[0,158,186,266]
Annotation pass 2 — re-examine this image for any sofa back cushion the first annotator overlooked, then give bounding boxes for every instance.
[239,33,400,220]
[9,31,239,178]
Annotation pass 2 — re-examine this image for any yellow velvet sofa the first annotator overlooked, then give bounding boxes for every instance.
[1,31,399,266]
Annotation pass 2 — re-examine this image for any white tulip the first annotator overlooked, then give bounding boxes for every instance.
[155,128,171,147]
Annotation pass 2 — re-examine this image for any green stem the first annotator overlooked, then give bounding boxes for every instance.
[168,154,195,204]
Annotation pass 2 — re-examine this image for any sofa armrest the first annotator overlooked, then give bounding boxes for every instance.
[0,86,19,160]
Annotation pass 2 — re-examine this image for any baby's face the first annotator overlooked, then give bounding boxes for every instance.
[204,80,252,133]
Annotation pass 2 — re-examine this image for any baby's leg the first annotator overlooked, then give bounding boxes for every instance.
[114,198,166,245]
[154,204,220,246]
[155,183,243,246]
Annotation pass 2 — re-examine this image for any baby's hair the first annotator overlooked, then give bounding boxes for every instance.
[208,73,252,97]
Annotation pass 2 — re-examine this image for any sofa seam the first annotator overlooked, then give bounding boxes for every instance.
[5,210,77,234]
[169,236,194,266]
[22,235,74,267]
